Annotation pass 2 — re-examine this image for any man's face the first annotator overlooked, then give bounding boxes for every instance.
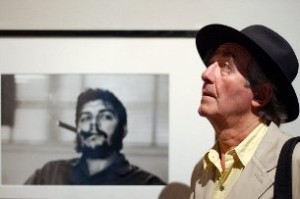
[198,43,254,123]
[77,99,120,158]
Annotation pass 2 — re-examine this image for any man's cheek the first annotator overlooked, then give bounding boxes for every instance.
[77,122,91,133]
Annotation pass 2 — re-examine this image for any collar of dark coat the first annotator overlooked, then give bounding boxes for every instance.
[69,153,132,184]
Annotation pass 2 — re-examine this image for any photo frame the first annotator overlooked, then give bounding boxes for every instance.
[0,30,216,199]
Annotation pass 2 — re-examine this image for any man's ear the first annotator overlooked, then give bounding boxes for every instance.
[251,83,272,108]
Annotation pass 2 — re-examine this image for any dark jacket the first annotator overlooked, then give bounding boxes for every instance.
[25,153,165,185]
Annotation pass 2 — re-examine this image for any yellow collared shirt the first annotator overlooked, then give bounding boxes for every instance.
[203,123,268,199]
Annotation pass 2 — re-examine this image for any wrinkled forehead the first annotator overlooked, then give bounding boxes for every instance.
[209,43,253,67]
[205,43,254,70]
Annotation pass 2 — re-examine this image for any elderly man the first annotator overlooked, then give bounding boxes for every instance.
[190,24,300,198]
[25,88,165,185]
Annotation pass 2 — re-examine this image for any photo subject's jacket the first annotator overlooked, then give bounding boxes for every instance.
[190,122,300,199]
[24,153,165,185]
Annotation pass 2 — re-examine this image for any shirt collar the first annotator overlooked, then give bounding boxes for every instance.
[203,122,269,171]
[234,122,268,166]
[204,145,222,172]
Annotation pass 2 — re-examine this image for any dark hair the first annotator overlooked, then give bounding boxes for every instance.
[75,88,127,128]
[247,60,287,125]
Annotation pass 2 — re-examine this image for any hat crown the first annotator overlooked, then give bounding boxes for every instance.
[241,25,299,83]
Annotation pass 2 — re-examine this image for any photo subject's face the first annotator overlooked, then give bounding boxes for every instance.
[77,99,119,154]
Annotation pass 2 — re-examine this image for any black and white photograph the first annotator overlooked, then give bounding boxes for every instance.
[2,74,168,185]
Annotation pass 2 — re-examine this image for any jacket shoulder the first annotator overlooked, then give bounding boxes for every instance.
[24,159,74,185]
[190,158,204,190]
[119,164,166,185]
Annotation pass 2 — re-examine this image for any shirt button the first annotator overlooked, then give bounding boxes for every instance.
[220,185,225,191]
[209,153,216,160]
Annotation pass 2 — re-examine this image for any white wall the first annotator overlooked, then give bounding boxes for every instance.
[1,1,300,199]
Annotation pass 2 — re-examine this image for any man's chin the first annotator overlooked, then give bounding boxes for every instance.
[198,106,207,117]
[81,145,115,159]
[198,104,215,117]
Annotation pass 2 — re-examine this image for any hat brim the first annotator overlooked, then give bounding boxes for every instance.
[196,24,299,122]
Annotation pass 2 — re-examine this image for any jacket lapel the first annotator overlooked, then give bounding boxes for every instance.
[226,122,290,199]
[226,156,274,198]
[193,168,216,199]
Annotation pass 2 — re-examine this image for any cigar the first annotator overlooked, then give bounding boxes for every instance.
[58,120,77,133]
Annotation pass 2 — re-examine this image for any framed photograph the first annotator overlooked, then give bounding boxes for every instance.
[2,73,169,183]
[0,30,215,199]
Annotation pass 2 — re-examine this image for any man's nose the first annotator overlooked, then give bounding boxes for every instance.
[90,119,99,134]
[201,62,216,82]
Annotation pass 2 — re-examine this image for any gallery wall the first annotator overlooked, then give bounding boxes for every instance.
[1,1,300,198]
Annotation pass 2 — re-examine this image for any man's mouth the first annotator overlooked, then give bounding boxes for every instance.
[202,90,216,98]
[80,129,108,139]
[83,135,108,149]
[80,130,108,149]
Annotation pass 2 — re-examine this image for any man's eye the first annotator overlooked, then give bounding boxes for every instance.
[99,113,114,121]
[220,60,232,74]
[80,116,91,122]
[224,61,231,69]
[104,114,113,120]
[101,115,113,120]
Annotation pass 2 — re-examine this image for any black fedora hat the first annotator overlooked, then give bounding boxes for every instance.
[196,24,299,122]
